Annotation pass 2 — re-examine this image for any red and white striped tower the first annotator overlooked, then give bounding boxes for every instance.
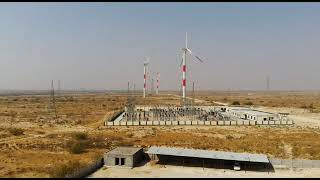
[181,33,188,99]
[180,32,204,101]
[156,72,160,95]
[143,60,149,98]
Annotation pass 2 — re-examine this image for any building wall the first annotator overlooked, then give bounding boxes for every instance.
[133,149,145,166]
[104,149,145,168]
[104,154,134,168]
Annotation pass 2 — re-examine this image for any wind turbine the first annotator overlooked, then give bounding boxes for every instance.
[156,72,160,95]
[180,32,204,100]
[143,58,149,98]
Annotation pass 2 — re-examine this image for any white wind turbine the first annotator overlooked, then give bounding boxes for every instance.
[180,32,204,100]
[143,58,150,98]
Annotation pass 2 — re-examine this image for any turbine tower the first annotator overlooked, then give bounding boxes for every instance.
[180,32,204,101]
[156,72,160,95]
[143,58,149,98]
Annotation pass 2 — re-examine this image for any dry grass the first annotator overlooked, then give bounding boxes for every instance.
[0,92,320,177]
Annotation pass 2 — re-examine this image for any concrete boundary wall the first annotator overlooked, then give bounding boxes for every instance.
[211,121,217,126]
[140,121,147,126]
[106,120,294,127]
[218,121,224,125]
[224,121,231,126]
[269,158,320,168]
[133,121,139,126]
[191,121,198,125]
[249,121,256,126]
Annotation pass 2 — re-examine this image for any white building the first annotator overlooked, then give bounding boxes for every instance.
[226,107,278,121]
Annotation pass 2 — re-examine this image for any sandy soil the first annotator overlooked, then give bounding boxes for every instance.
[89,163,320,178]
[256,106,320,128]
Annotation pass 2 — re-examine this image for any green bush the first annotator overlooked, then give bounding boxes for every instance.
[231,101,240,105]
[8,128,24,136]
[69,142,86,154]
[72,132,88,140]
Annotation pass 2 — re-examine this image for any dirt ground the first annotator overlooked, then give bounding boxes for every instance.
[1,91,320,177]
[89,163,320,178]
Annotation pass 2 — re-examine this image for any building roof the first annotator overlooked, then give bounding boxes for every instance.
[106,147,142,156]
[146,146,269,163]
[228,107,275,116]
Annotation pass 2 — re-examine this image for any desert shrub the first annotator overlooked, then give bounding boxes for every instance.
[300,105,308,109]
[69,142,86,154]
[46,134,57,139]
[231,101,240,105]
[244,101,253,106]
[8,128,24,136]
[72,132,88,140]
[49,160,83,178]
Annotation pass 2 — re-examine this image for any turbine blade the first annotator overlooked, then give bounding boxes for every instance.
[186,48,193,55]
[187,48,204,63]
[194,55,204,63]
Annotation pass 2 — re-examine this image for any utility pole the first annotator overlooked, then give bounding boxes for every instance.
[48,80,58,119]
[151,78,154,95]
[57,80,61,96]
[266,76,270,91]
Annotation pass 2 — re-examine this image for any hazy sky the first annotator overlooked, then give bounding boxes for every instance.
[1,2,320,91]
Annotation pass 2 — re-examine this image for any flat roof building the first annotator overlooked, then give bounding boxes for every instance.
[226,107,278,121]
[146,146,273,172]
[104,147,144,168]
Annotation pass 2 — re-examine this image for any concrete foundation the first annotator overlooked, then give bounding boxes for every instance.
[231,121,237,126]
[126,121,133,126]
[262,121,269,125]
[114,122,120,126]
[160,121,165,125]
[165,121,172,125]
[153,121,160,125]
[179,121,186,125]
[205,121,211,125]
[198,121,205,125]
[185,121,192,125]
